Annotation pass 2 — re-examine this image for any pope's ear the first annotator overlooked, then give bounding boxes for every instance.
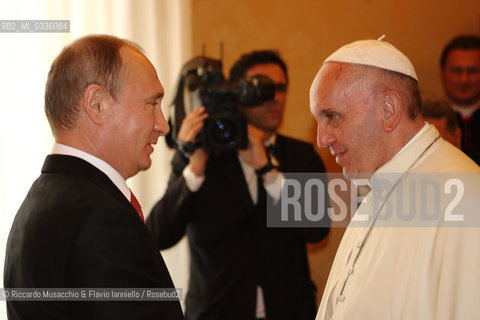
[382,91,402,133]
[82,84,107,125]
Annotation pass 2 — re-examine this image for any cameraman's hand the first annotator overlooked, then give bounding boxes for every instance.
[177,106,209,176]
[238,124,269,170]
[177,106,208,143]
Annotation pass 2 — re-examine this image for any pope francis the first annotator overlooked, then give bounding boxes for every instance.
[310,37,480,320]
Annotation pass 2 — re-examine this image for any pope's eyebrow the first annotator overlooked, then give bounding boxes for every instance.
[320,109,337,116]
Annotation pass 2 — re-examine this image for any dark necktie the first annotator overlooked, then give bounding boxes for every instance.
[461,116,473,150]
[130,191,145,223]
[256,144,274,210]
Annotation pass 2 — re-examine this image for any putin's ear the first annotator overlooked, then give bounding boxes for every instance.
[82,84,107,125]
[382,91,402,133]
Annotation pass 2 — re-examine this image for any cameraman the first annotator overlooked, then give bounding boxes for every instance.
[147,50,329,320]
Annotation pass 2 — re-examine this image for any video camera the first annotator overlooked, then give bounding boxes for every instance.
[166,56,276,153]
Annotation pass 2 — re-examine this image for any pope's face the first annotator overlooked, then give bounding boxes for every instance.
[310,63,385,179]
[441,49,480,106]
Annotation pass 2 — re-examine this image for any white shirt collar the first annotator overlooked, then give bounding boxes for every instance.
[52,143,131,201]
[451,101,480,117]
[266,133,277,147]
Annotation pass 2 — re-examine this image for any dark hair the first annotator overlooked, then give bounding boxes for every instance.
[229,50,288,84]
[421,98,459,135]
[440,35,480,69]
[44,34,142,135]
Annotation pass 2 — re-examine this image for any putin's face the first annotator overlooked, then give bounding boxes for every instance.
[104,47,169,179]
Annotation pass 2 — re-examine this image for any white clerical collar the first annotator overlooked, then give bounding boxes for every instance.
[397,122,429,154]
[52,143,130,201]
[369,123,440,190]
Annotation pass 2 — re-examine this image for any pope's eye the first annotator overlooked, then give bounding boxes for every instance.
[326,113,338,121]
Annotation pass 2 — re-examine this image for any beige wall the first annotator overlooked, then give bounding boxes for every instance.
[191,0,480,306]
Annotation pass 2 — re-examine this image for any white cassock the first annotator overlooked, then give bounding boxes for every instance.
[317,124,480,320]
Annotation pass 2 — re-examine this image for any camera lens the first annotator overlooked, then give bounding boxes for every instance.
[202,115,248,152]
[211,119,237,145]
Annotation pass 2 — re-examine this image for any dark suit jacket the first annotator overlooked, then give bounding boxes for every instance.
[4,155,184,320]
[147,134,330,320]
[457,108,480,165]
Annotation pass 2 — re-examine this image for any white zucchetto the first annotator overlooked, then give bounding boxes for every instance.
[324,35,418,81]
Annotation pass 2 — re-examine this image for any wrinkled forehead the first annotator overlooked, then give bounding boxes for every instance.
[310,63,347,109]
[310,62,377,112]
[311,62,362,96]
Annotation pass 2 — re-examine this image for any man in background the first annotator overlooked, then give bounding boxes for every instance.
[440,34,480,164]
[4,35,183,319]
[310,38,480,319]
[421,97,461,147]
[147,50,329,320]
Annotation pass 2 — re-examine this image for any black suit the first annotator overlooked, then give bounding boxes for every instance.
[4,155,184,319]
[147,134,329,320]
[457,108,480,165]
